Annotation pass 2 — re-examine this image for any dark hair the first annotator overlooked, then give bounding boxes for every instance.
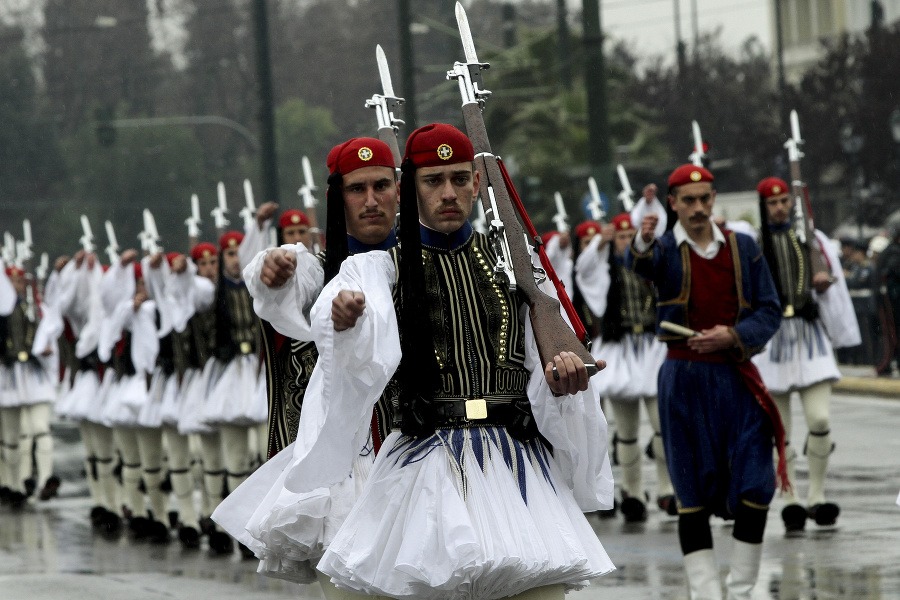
[322,172,349,285]
[396,158,439,436]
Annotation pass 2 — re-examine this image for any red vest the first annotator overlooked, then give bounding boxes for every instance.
[687,240,739,332]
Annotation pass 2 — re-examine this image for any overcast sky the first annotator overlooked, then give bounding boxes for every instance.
[596,0,771,61]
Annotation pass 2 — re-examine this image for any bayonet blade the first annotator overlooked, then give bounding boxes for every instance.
[456,2,479,64]
[790,109,802,144]
[588,177,601,206]
[302,156,315,190]
[376,44,395,97]
[616,164,633,195]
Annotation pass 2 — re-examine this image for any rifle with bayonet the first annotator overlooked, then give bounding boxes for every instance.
[186,193,202,247]
[2,232,15,268]
[79,215,96,254]
[448,2,597,376]
[105,220,120,264]
[298,155,324,252]
[240,179,257,229]
[20,220,34,268]
[211,182,231,236]
[139,209,161,256]
[552,192,569,233]
[366,44,405,169]
[616,165,635,212]
[586,176,606,222]
[689,120,706,167]
[784,110,829,287]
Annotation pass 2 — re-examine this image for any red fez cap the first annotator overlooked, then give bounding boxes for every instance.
[219,230,244,251]
[404,123,475,168]
[756,177,789,198]
[5,266,24,278]
[165,252,181,267]
[279,209,310,229]
[133,262,143,280]
[611,213,634,231]
[574,221,602,239]
[540,231,559,246]
[326,137,394,176]
[667,164,714,188]
[190,242,217,261]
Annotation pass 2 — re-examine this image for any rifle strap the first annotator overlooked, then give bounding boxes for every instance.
[496,159,588,344]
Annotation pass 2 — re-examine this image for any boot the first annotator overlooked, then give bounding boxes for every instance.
[684,549,722,600]
[724,540,762,600]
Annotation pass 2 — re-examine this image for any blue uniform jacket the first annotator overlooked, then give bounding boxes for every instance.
[625,228,782,360]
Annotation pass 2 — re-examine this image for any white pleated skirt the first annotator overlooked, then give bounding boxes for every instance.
[318,426,615,600]
[592,332,666,400]
[178,362,220,435]
[213,437,377,585]
[100,373,148,427]
[752,317,841,394]
[202,355,266,426]
[0,362,56,408]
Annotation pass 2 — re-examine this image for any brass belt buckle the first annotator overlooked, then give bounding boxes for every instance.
[239,341,252,355]
[17,351,28,362]
[783,305,794,318]
[632,324,644,334]
[465,398,488,420]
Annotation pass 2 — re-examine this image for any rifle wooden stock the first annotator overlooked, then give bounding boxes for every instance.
[378,126,403,169]
[464,105,597,376]
[789,159,829,276]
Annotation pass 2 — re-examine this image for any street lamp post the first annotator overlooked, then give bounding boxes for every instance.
[890,109,900,200]
[839,123,865,239]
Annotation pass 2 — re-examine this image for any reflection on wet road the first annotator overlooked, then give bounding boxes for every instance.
[1,393,899,599]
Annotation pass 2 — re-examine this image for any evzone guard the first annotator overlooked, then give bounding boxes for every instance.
[213,137,402,594]
[753,174,860,532]
[575,212,675,521]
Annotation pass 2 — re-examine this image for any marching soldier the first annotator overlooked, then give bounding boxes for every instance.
[576,213,674,521]
[753,176,860,532]
[628,164,784,600]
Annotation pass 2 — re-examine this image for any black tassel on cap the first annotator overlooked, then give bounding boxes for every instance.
[397,157,439,437]
[323,172,349,285]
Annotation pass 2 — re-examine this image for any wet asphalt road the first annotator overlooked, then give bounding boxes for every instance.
[1,391,898,600]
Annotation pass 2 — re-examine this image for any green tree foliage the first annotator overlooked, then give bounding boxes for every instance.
[61,119,206,253]
[275,98,338,217]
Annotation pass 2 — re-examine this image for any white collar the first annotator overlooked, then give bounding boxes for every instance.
[673,220,726,255]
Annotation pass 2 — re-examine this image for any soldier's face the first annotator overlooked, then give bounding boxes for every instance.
[222,247,241,280]
[668,182,716,236]
[282,224,311,249]
[765,193,792,225]
[342,166,399,244]
[415,162,480,235]
[195,255,218,282]
[614,228,634,256]
[9,272,25,296]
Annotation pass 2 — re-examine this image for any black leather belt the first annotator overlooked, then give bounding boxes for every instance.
[432,397,531,428]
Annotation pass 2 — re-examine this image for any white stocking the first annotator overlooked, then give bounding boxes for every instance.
[610,400,642,498]
[0,407,23,493]
[165,425,199,529]
[800,382,833,505]
[114,427,145,517]
[220,423,251,494]
[199,431,224,515]
[136,427,166,522]
[644,396,674,497]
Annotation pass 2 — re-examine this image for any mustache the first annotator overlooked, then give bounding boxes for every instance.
[359,209,386,219]
[688,213,708,221]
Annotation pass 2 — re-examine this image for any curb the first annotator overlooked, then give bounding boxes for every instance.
[833,376,900,398]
